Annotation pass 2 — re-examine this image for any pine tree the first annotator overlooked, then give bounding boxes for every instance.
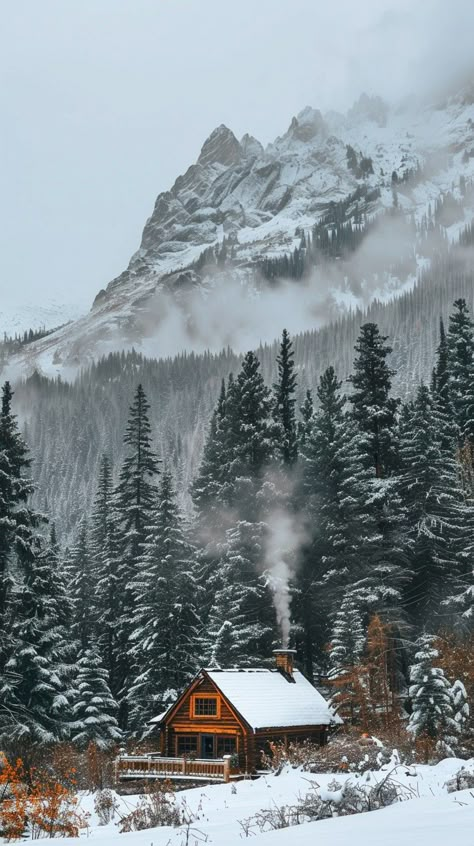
[221,352,275,511]
[297,368,347,673]
[0,383,70,751]
[448,299,474,457]
[451,679,469,737]
[209,620,236,668]
[207,521,278,667]
[399,384,472,626]
[115,384,161,562]
[434,319,453,419]
[407,635,457,742]
[300,367,400,634]
[297,368,374,673]
[192,379,229,527]
[71,647,122,750]
[0,382,36,670]
[328,593,365,679]
[348,330,409,624]
[273,329,298,466]
[69,519,95,652]
[328,593,366,722]
[348,323,399,477]
[2,533,75,749]
[129,472,202,729]
[297,389,314,448]
[90,455,120,688]
[113,385,160,730]
[444,564,474,628]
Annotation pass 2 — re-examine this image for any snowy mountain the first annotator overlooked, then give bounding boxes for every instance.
[10,83,474,375]
[0,299,85,339]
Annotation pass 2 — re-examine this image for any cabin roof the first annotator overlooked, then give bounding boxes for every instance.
[149,710,168,725]
[205,668,341,730]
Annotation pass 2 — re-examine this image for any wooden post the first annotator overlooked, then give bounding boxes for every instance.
[222,755,231,783]
[182,757,187,776]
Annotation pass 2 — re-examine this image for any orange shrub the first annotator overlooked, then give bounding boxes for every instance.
[0,754,89,841]
[0,754,29,841]
[28,767,89,839]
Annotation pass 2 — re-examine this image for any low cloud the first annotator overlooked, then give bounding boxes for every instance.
[109,211,420,359]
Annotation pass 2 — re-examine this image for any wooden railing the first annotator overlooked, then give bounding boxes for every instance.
[115,754,234,783]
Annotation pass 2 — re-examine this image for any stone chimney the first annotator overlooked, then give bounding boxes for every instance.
[273,649,296,680]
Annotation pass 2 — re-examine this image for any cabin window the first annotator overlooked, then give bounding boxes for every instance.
[216,736,237,757]
[192,696,220,717]
[177,735,198,756]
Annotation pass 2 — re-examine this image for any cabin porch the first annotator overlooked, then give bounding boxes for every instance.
[115,753,243,783]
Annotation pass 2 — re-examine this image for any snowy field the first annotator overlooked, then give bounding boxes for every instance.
[35,757,474,846]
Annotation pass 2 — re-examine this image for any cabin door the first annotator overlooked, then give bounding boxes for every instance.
[200,734,215,759]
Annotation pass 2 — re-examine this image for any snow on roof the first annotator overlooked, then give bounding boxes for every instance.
[149,710,169,724]
[205,668,342,730]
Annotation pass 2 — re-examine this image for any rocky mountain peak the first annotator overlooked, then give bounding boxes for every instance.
[14,88,474,374]
[347,93,388,127]
[198,124,242,167]
[240,133,264,159]
[287,106,326,141]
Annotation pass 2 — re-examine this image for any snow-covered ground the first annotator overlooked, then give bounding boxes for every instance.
[39,757,473,846]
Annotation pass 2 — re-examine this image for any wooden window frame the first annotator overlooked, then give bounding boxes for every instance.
[216,735,237,757]
[190,694,221,719]
[176,735,198,756]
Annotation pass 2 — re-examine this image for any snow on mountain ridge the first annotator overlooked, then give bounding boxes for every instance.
[9,86,474,376]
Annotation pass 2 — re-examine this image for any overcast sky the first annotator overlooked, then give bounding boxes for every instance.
[1,0,474,319]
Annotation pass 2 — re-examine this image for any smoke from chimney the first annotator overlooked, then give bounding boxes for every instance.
[264,509,308,647]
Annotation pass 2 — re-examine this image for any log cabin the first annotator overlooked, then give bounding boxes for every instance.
[121,649,341,780]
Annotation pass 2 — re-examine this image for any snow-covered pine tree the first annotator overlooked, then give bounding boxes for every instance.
[114,384,161,562]
[113,384,160,730]
[297,389,314,448]
[328,592,367,722]
[300,366,403,636]
[69,518,96,652]
[431,318,459,458]
[444,572,474,627]
[348,323,400,478]
[0,382,36,673]
[273,329,298,466]
[192,378,229,528]
[346,329,410,624]
[328,593,365,679]
[209,620,236,668]
[206,520,278,667]
[0,383,75,752]
[296,367,348,674]
[399,384,472,626]
[90,455,121,693]
[71,646,122,750]
[2,530,75,750]
[128,471,202,730]
[220,352,276,513]
[433,319,454,421]
[451,679,469,738]
[448,299,474,460]
[190,378,233,631]
[407,635,457,744]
